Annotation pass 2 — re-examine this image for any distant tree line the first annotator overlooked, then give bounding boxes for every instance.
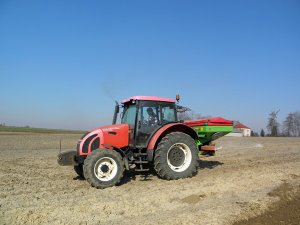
[263,110,300,137]
[0,123,30,128]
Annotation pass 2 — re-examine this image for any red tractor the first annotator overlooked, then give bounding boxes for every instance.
[58,96,233,189]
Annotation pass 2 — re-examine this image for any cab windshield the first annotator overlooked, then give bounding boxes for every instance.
[121,104,136,125]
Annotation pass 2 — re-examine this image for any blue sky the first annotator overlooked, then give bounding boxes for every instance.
[0,0,299,132]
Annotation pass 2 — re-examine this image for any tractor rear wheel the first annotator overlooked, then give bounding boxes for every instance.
[83,149,124,189]
[154,132,198,180]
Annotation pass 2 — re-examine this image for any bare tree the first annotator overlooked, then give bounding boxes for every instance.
[294,111,300,137]
[177,106,192,120]
[189,111,209,120]
[177,110,208,121]
[283,112,297,136]
[267,110,280,136]
[177,112,192,121]
[281,111,300,137]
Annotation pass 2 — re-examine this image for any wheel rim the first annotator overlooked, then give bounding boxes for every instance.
[167,143,192,172]
[94,157,118,181]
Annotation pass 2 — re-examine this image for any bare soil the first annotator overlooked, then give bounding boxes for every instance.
[233,182,300,225]
[0,133,299,225]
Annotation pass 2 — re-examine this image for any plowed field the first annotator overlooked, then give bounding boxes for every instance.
[0,133,299,225]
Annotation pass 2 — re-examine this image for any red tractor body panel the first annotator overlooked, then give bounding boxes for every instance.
[78,130,101,156]
[78,124,129,156]
[100,124,129,148]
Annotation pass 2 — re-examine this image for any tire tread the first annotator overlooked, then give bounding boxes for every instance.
[154,132,198,180]
[83,149,124,189]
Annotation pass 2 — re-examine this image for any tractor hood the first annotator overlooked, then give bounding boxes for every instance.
[78,124,129,156]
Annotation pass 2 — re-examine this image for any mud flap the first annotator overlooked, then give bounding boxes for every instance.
[57,150,77,166]
[199,145,216,157]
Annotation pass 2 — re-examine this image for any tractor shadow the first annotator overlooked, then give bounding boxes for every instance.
[119,160,224,186]
[119,168,155,186]
[72,168,154,185]
[197,159,224,169]
[73,176,85,181]
[74,161,224,186]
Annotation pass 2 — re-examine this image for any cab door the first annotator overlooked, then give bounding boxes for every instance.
[135,101,161,148]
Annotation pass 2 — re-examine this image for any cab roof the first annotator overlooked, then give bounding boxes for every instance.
[121,96,176,104]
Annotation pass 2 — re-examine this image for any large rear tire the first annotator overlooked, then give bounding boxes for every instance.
[154,132,198,180]
[83,149,124,189]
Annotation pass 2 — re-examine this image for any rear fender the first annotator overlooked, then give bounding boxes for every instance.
[147,123,198,160]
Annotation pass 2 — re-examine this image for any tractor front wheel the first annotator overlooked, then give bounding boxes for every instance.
[154,132,198,180]
[83,149,124,189]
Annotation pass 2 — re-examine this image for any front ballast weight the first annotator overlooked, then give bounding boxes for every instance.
[57,150,77,166]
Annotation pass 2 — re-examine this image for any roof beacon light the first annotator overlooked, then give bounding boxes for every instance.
[176,94,180,102]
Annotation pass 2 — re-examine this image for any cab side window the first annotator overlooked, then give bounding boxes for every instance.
[161,103,176,124]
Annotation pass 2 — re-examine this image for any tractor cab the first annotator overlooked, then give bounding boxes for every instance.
[119,96,178,148]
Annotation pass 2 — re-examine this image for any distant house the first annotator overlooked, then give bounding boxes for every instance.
[227,122,251,137]
[235,123,251,137]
